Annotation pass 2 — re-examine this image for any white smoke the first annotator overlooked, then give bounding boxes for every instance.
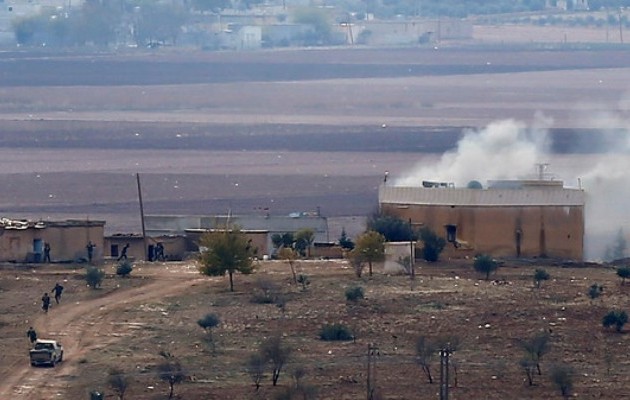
[393,112,630,261]
[394,115,552,187]
[574,111,630,261]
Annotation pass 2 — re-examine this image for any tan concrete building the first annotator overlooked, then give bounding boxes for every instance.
[0,218,105,263]
[379,180,585,260]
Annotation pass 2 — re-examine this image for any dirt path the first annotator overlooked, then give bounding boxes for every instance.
[0,266,207,399]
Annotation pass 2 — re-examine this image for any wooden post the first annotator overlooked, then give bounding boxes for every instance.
[136,173,147,261]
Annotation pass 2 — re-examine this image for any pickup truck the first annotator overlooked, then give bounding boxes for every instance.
[29,339,64,367]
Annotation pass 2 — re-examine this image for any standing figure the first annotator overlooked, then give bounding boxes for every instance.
[41,293,51,313]
[27,327,38,344]
[86,241,95,263]
[156,242,165,261]
[117,243,130,261]
[43,242,51,263]
[52,283,64,304]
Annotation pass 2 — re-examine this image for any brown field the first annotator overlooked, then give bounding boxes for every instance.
[1,259,629,399]
[1,31,630,399]
[0,45,629,234]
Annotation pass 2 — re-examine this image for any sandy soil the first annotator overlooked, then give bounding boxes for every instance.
[0,259,629,399]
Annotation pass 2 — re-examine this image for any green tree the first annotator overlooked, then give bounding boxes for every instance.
[294,228,315,257]
[191,0,231,12]
[86,267,105,289]
[473,254,499,280]
[367,214,416,242]
[198,228,255,292]
[293,7,332,45]
[534,268,550,288]
[616,266,630,285]
[134,2,189,46]
[602,310,628,333]
[338,228,355,250]
[419,227,446,262]
[271,233,284,252]
[76,0,122,46]
[354,231,385,277]
[107,368,129,400]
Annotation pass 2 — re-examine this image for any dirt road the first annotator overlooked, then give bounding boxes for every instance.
[0,264,206,399]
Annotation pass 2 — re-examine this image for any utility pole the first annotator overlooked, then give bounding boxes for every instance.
[367,343,380,400]
[619,8,624,44]
[439,348,451,400]
[136,173,147,261]
[409,218,415,281]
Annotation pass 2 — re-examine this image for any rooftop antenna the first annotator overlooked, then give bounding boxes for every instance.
[535,163,549,180]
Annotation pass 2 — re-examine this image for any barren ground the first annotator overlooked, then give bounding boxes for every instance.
[0,260,628,399]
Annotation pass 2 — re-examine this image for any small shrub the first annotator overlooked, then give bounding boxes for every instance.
[297,274,310,291]
[617,267,630,285]
[602,310,628,332]
[588,283,604,300]
[85,267,105,289]
[116,261,133,277]
[473,254,499,280]
[345,286,364,302]
[419,227,446,262]
[534,268,550,288]
[319,323,353,341]
[251,277,278,304]
[197,313,220,332]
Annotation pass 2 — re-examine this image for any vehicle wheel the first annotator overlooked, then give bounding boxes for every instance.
[59,352,63,362]
[31,362,36,367]
[50,358,55,367]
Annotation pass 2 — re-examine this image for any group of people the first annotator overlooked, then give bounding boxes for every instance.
[41,241,98,264]
[30,282,65,346]
[41,283,64,313]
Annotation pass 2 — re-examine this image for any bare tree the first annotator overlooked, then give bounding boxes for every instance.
[278,247,299,284]
[156,352,187,399]
[260,335,291,386]
[246,353,266,391]
[519,358,537,386]
[415,336,437,383]
[349,250,366,278]
[517,332,550,376]
[107,368,129,400]
[550,363,575,398]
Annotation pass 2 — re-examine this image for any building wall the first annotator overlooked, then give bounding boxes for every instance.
[0,221,104,263]
[381,204,584,260]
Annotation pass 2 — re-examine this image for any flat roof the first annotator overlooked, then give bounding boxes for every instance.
[380,185,585,207]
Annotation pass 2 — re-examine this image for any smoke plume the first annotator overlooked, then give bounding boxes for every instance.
[393,113,630,261]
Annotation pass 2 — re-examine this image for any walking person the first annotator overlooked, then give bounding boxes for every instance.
[41,293,51,313]
[27,327,37,344]
[52,283,64,304]
[86,241,95,263]
[43,242,51,263]
[117,243,130,261]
